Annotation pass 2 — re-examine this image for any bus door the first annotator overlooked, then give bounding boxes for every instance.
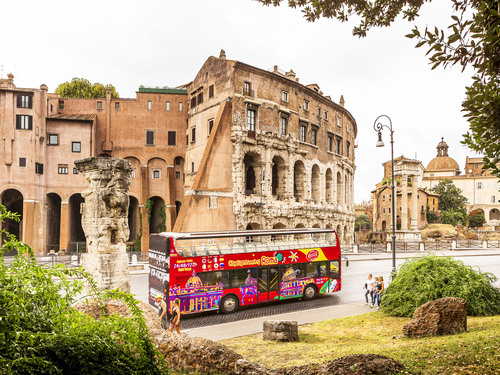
[257,267,279,302]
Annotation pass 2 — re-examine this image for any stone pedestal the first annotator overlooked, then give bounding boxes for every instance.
[391,229,421,242]
[75,157,132,292]
[263,320,299,342]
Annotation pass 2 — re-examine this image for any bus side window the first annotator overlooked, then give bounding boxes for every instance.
[230,268,256,288]
[222,271,230,288]
[330,260,340,279]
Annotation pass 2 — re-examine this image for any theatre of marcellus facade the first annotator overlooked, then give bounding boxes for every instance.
[0,51,357,255]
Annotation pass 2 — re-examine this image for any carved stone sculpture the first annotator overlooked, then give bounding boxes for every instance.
[75,157,132,291]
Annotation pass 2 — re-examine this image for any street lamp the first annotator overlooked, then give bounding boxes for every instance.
[373,115,396,277]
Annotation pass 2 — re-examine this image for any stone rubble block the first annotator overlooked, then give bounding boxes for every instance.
[263,320,299,342]
[402,297,467,338]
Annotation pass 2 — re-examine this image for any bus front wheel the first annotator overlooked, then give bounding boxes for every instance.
[302,284,317,301]
[220,295,239,314]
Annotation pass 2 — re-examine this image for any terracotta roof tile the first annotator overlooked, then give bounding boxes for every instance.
[47,114,96,121]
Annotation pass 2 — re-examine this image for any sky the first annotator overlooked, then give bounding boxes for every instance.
[1,0,480,203]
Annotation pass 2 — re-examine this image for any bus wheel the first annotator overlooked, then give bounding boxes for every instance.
[220,295,239,314]
[303,284,317,301]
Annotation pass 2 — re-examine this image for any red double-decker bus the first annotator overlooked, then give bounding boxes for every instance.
[148,228,344,316]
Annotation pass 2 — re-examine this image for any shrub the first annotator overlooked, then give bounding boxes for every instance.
[0,205,167,374]
[468,210,486,228]
[381,254,500,317]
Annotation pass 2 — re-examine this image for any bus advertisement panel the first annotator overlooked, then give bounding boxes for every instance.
[148,228,342,316]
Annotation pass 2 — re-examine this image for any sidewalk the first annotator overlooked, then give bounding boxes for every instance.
[183,302,373,341]
[346,248,500,261]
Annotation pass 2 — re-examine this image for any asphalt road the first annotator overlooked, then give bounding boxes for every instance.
[130,254,500,329]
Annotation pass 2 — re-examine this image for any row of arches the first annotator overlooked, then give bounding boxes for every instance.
[471,208,500,221]
[1,189,182,254]
[244,153,353,205]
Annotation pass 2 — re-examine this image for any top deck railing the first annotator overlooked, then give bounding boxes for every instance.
[175,236,337,257]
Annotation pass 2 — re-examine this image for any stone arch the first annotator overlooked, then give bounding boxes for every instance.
[148,196,166,234]
[68,193,85,249]
[244,153,262,195]
[336,224,342,243]
[98,153,111,157]
[325,168,333,203]
[336,171,342,205]
[246,222,261,230]
[489,208,500,221]
[46,193,62,253]
[272,155,286,200]
[273,222,286,229]
[124,156,141,176]
[128,195,140,243]
[382,220,387,231]
[344,225,349,244]
[293,160,306,202]
[1,189,24,252]
[148,158,168,198]
[311,164,321,203]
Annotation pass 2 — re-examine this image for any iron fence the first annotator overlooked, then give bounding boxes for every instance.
[395,242,420,251]
[456,240,483,249]
[487,240,500,249]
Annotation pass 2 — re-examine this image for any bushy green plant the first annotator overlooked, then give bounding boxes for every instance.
[0,205,167,374]
[468,210,486,228]
[382,255,500,317]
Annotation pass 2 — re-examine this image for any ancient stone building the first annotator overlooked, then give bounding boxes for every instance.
[174,53,357,242]
[422,138,500,227]
[1,53,357,255]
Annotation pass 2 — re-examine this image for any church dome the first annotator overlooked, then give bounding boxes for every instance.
[426,138,460,172]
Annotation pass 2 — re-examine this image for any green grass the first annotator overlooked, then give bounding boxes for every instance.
[222,312,500,374]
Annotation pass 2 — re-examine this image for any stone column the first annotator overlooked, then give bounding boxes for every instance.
[59,201,69,253]
[411,177,419,230]
[140,164,149,254]
[75,157,132,292]
[401,176,408,231]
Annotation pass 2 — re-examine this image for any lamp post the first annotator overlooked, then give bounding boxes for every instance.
[374,115,396,277]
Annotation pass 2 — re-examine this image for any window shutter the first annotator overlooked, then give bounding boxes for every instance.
[28,116,33,130]
[16,115,20,129]
[28,96,33,109]
[17,95,21,108]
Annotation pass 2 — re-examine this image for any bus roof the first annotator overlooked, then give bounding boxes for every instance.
[153,228,336,241]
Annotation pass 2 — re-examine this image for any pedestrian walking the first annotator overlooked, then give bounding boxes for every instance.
[156,294,167,329]
[373,276,384,309]
[169,298,181,334]
[363,274,374,305]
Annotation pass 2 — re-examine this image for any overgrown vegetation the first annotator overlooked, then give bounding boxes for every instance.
[468,209,486,228]
[56,77,119,99]
[382,255,500,317]
[224,313,500,374]
[0,205,167,374]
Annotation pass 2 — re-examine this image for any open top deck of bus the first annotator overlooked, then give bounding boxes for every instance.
[153,228,338,258]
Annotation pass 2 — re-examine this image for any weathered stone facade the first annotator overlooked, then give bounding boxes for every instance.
[402,297,467,338]
[76,157,132,291]
[175,54,357,242]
